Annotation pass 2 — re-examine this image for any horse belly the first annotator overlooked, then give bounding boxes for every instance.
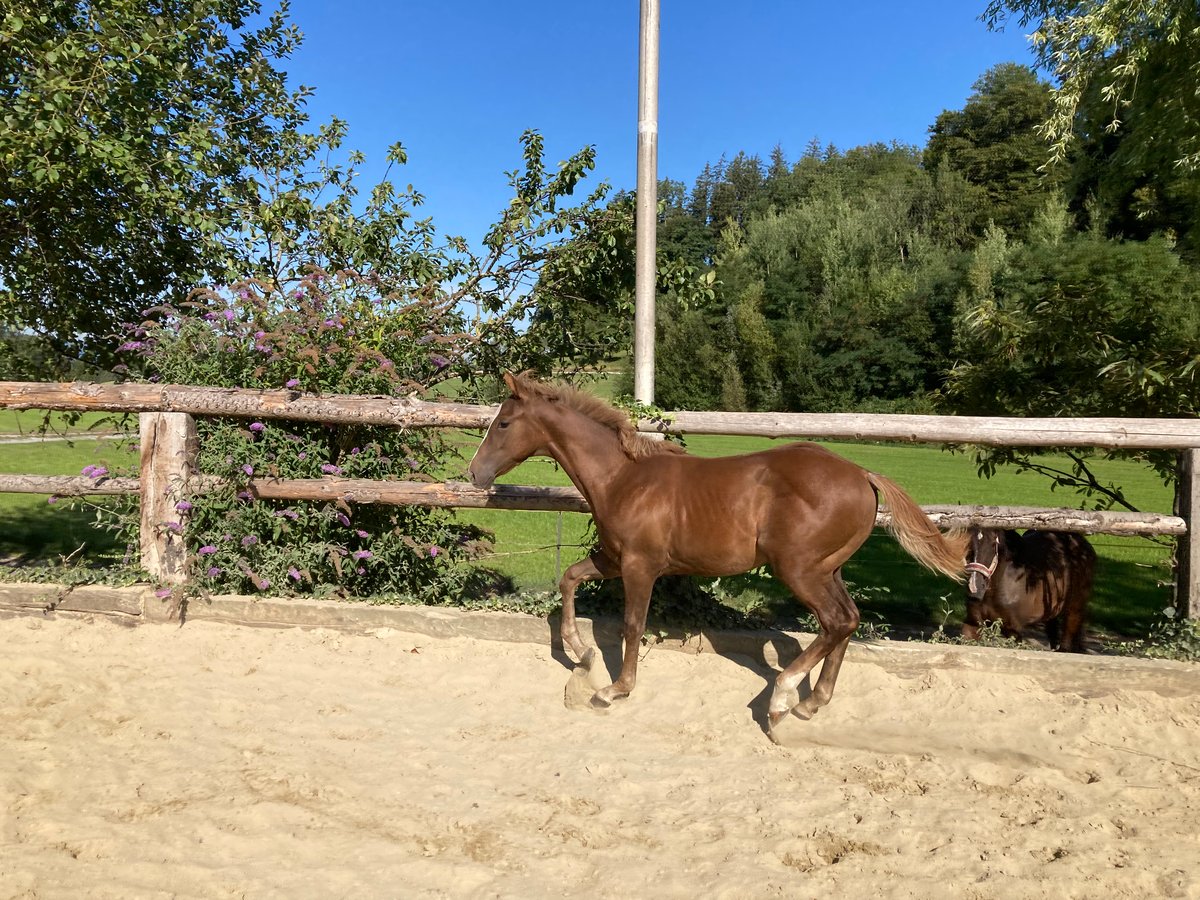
[602,476,763,576]
[662,492,764,575]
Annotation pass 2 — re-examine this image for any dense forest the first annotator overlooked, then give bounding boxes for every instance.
[600,62,1200,423]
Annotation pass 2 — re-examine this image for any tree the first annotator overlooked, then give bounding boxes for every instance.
[0,0,309,375]
[985,1,1200,172]
[925,63,1059,238]
[947,228,1200,501]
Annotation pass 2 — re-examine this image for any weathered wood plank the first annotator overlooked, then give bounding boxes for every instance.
[1176,449,1200,617]
[0,382,495,428]
[139,412,197,584]
[0,475,141,495]
[0,472,1187,536]
[246,478,592,513]
[4,381,1200,448]
[654,410,1200,449]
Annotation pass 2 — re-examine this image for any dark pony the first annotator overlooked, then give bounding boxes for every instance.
[965,528,1096,652]
[468,374,966,735]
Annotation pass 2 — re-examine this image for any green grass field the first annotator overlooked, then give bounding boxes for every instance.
[445,433,1177,640]
[0,409,121,436]
[0,436,136,562]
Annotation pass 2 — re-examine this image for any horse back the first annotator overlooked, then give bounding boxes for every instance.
[601,441,876,575]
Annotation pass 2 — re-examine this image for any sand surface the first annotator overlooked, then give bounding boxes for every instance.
[2,612,1200,899]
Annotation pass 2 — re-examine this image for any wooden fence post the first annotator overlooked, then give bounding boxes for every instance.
[139,412,197,584]
[1176,448,1200,619]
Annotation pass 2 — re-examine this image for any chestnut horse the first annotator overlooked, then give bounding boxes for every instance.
[468,374,966,731]
[965,528,1096,652]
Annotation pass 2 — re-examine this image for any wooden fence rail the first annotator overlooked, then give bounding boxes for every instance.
[2,381,1198,615]
[5,380,1200,448]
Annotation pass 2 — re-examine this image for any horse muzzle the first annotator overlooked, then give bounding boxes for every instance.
[467,463,495,490]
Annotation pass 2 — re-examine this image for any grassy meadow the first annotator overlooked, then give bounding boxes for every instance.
[0,435,136,563]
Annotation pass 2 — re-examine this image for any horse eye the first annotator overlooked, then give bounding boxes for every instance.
[498,421,510,429]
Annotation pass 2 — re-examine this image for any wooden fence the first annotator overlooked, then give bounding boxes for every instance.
[2,381,1198,616]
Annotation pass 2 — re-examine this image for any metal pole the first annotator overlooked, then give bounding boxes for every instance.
[633,0,660,406]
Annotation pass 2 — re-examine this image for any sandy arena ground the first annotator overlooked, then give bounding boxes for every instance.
[2,611,1199,899]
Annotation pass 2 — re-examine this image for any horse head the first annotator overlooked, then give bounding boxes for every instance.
[965,528,1003,599]
[467,372,551,489]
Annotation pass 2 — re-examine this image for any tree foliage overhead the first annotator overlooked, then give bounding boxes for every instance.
[0,0,308,372]
[984,0,1200,172]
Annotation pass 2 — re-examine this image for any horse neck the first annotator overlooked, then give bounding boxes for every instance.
[538,406,631,509]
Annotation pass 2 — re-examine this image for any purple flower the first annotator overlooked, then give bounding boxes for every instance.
[241,464,254,476]
[223,308,235,322]
[356,567,365,575]
[288,567,301,581]
[81,465,108,479]
[154,588,173,599]
[249,422,265,434]
[237,491,253,501]
[241,535,258,547]
[165,521,183,534]
[273,509,299,520]
[430,354,449,369]
[198,545,217,555]
[206,566,222,577]
[429,546,440,558]
[286,378,300,388]
[297,452,307,461]
[355,529,369,539]
[336,513,351,527]
[118,341,144,352]
[321,464,341,475]
[174,501,193,512]
[255,577,270,590]
[47,496,58,505]
[352,550,372,560]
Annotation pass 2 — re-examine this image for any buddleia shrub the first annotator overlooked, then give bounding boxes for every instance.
[118,271,500,601]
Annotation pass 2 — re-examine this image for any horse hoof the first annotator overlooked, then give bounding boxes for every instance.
[768,706,817,746]
[590,686,628,709]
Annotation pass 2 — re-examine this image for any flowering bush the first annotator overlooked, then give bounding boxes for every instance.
[118,272,497,600]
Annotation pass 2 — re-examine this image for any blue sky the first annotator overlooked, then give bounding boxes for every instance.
[283,1,1037,246]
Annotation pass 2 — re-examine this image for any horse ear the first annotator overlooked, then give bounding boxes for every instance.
[502,372,521,397]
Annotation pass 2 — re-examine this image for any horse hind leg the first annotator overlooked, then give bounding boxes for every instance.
[768,568,859,730]
[1058,570,1094,654]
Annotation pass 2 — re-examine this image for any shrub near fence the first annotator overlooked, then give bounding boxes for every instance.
[0,381,1198,616]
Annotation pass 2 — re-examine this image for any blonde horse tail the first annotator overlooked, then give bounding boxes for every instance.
[865,471,967,582]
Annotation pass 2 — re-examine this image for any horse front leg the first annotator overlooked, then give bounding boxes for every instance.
[558,550,618,668]
[591,567,656,708]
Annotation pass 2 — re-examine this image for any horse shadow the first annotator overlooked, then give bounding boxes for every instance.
[546,605,809,735]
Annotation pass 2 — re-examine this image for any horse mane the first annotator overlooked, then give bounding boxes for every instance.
[513,375,687,460]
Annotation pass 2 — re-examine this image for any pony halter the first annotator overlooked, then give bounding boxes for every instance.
[965,556,999,579]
